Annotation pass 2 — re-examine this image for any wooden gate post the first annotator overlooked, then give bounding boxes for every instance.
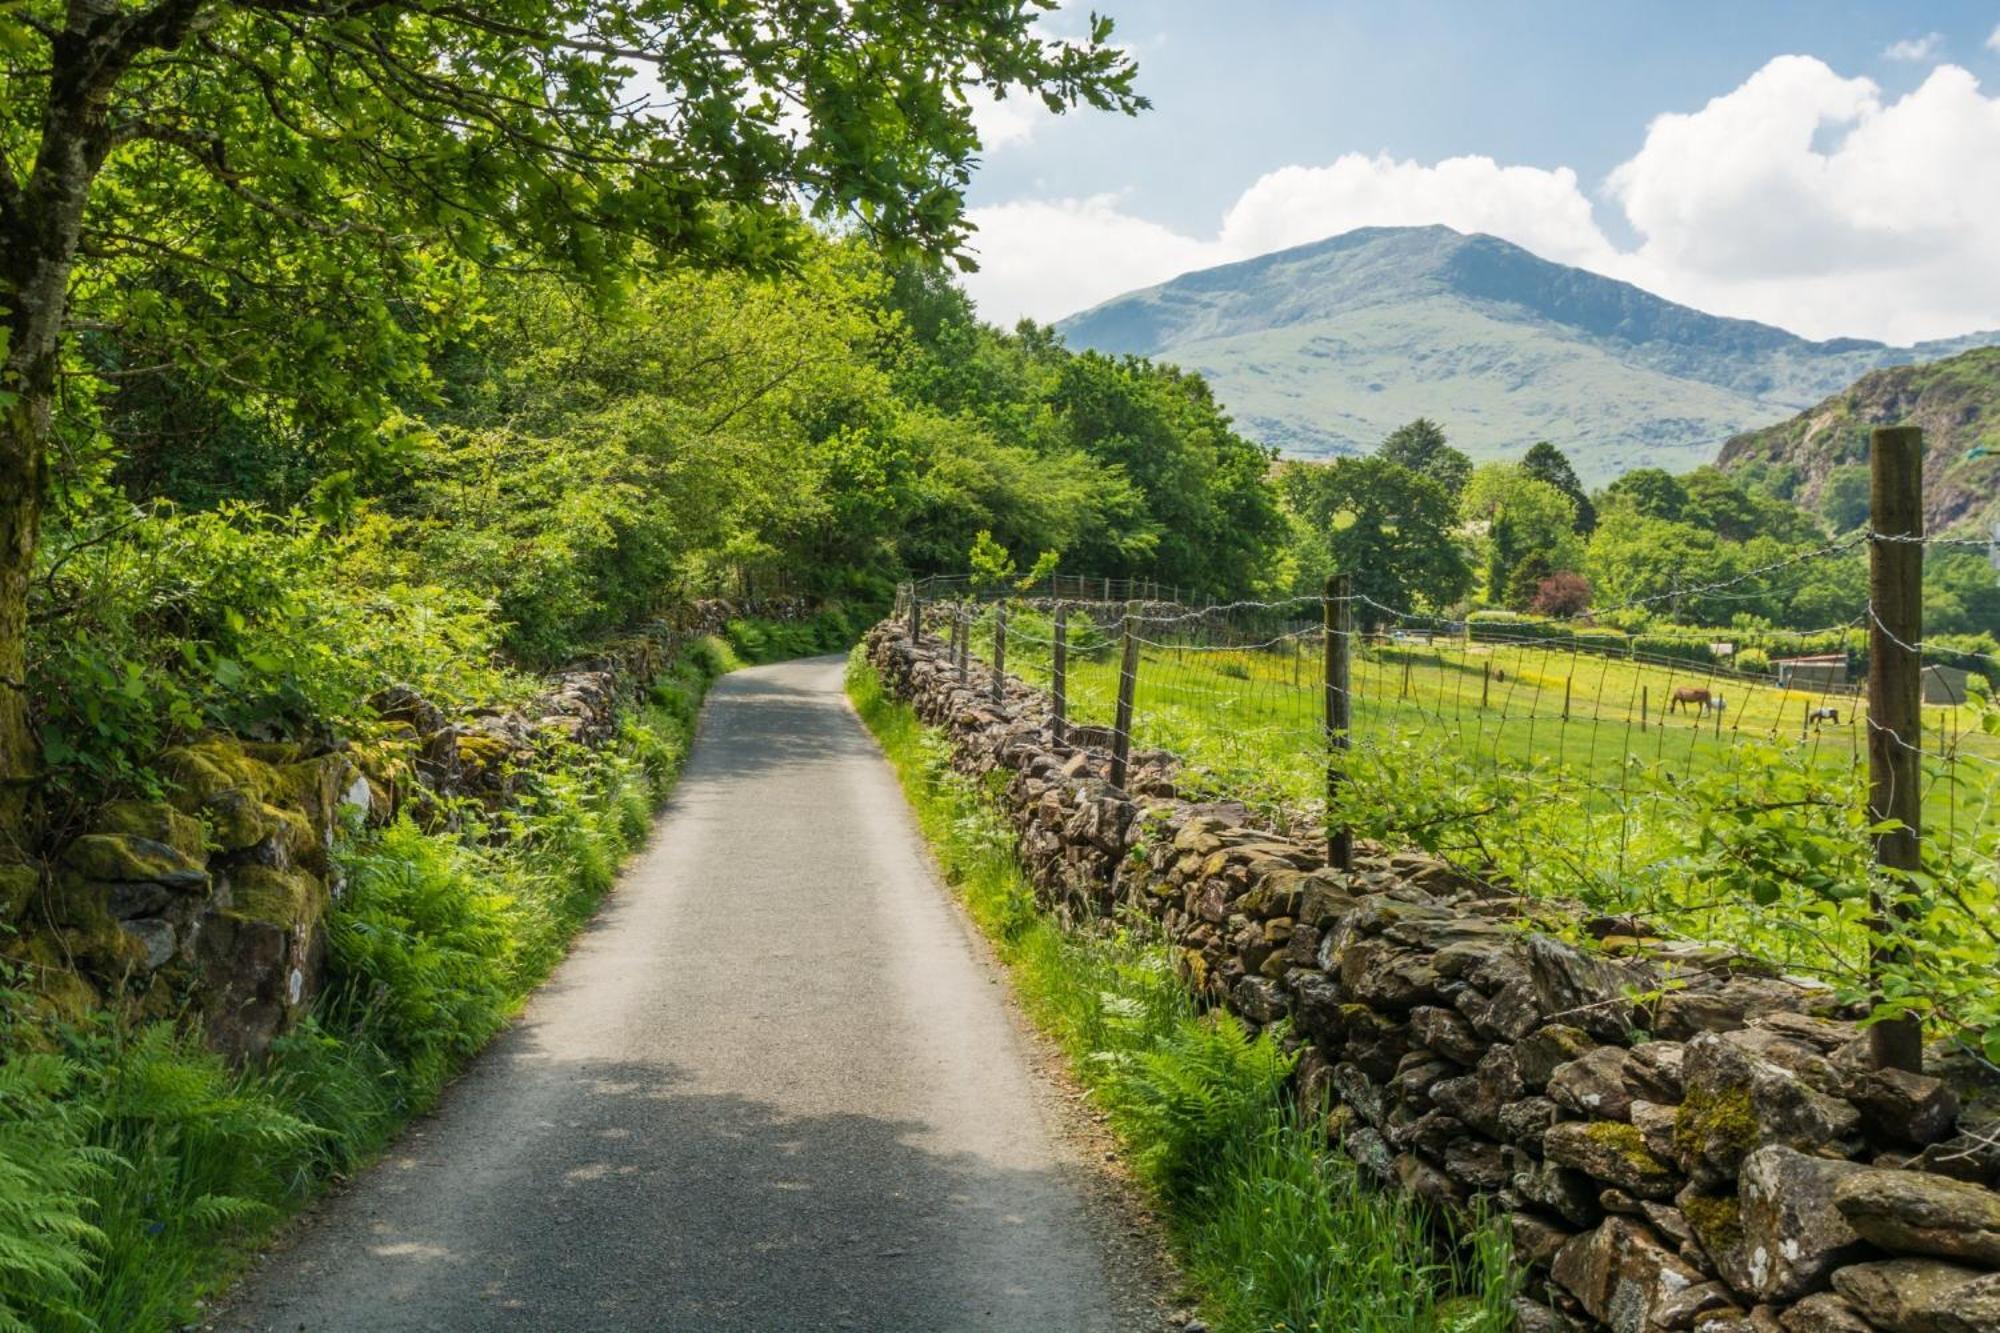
[1110,601,1140,789]
[991,602,1008,703]
[1325,574,1354,871]
[1052,602,1069,746]
[1867,424,1925,1073]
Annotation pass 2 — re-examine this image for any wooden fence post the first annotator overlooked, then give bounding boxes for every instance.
[1111,601,1140,789]
[1052,602,1069,746]
[1867,424,1925,1073]
[957,604,970,683]
[1325,574,1354,871]
[1563,675,1573,722]
[1641,685,1648,732]
[1481,662,1492,711]
[909,588,921,643]
[991,601,1008,703]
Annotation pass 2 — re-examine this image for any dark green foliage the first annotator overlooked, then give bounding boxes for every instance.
[1600,467,1690,522]
[1282,457,1473,613]
[1522,441,1596,532]
[1377,419,1473,500]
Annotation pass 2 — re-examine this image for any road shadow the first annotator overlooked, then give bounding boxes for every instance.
[217,1055,1133,1332]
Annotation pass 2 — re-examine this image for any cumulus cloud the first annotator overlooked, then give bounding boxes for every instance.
[967,55,2000,343]
[1989,23,2000,53]
[965,88,1046,150]
[1883,33,1944,61]
[959,195,1227,324]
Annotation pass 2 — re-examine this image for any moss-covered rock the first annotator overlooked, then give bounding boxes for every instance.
[223,865,327,932]
[0,862,36,922]
[91,800,207,860]
[60,833,209,890]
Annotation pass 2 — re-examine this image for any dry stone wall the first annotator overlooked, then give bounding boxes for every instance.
[14,598,782,1059]
[868,621,2000,1333]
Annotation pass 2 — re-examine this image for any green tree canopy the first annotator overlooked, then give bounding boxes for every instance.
[1281,457,1471,617]
[0,0,1145,845]
[1522,441,1596,533]
[1376,418,1472,500]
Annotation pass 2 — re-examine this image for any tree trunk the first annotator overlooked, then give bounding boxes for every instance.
[0,379,47,861]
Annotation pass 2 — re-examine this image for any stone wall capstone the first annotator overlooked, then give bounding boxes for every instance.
[866,620,2000,1333]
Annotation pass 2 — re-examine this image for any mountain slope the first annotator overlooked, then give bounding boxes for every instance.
[1717,347,2000,536]
[1054,226,1995,483]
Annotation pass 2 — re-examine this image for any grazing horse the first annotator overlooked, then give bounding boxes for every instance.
[1669,686,1720,715]
[1807,705,1840,728]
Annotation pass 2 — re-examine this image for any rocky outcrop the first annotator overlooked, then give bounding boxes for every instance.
[867,620,2000,1332]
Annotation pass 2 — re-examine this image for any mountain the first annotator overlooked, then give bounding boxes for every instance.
[1717,347,2000,536]
[1054,226,1997,484]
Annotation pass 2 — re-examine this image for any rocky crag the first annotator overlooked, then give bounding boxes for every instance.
[5,599,796,1059]
[868,620,2000,1333]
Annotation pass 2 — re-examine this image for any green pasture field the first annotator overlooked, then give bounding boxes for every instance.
[954,605,2000,996]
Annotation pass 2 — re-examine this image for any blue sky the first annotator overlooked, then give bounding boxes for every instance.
[958,2,2000,343]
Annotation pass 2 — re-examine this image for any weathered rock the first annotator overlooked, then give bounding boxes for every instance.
[1833,1166,2000,1266]
[1231,974,1289,1024]
[1627,1042,1688,1104]
[1831,1258,2000,1333]
[60,833,208,890]
[1675,1033,1862,1185]
[1510,1210,1577,1267]
[1500,1096,1563,1144]
[90,800,206,861]
[1410,1004,1487,1066]
[1545,1120,1681,1199]
[1517,1156,1609,1228]
[1633,1101,1681,1162]
[1394,1151,1465,1211]
[1551,1045,1638,1122]
[1521,1025,1602,1089]
[1778,1293,1878,1332]
[1551,1216,1708,1333]
[1527,934,1657,1041]
[119,918,176,970]
[1724,1146,1869,1303]
[1343,1126,1395,1182]
[1838,1067,1960,1149]
[1654,1280,1743,1331]
[1336,937,1443,1008]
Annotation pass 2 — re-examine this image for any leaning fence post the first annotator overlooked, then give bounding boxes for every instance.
[991,601,1008,703]
[909,587,922,643]
[1052,602,1069,746]
[1641,685,1649,732]
[1110,601,1140,789]
[1325,574,1354,871]
[1482,662,1492,711]
[957,603,970,683]
[1867,424,1925,1073]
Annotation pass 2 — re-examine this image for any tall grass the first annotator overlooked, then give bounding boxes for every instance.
[0,615,843,1331]
[845,651,1517,1333]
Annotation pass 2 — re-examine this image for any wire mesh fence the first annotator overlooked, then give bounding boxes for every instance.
[895,524,2000,1057]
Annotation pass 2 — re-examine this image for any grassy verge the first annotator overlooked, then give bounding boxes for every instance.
[845,650,1516,1333]
[0,615,838,1332]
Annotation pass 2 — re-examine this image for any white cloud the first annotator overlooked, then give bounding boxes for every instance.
[960,195,1227,325]
[1884,33,1944,62]
[966,55,2000,344]
[1988,23,2000,53]
[965,88,1046,150]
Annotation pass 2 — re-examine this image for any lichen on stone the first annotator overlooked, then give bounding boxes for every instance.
[1674,1083,1758,1167]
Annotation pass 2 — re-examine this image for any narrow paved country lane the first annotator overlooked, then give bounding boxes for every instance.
[216,656,1159,1333]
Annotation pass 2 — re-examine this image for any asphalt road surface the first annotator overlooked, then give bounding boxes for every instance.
[215,654,1159,1332]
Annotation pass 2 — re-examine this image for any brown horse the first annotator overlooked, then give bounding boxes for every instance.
[1669,686,1718,715]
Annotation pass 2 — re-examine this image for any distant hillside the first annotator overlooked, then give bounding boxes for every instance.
[1054,226,1996,484]
[1717,347,2000,536]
